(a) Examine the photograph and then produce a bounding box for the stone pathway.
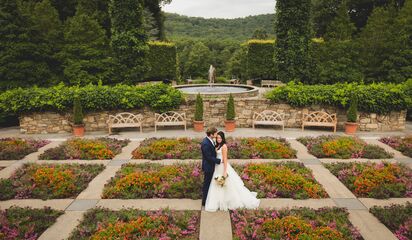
[0,133,411,240]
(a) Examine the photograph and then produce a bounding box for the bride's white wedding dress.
[205,147,260,212]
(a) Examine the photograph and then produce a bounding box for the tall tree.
[274,0,312,83]
[58,12,112,85]
[324,0,356,40]
[110,0,148,83]
[77,0,111,37]
[0,0,53,90]
[184,41,212,79]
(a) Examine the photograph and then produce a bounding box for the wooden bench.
[155,111,187,132]
[302,111,337,132]
[253,110,286,131]
[107,112,143,134]
[228,79,240,84]
[261,80,284,88]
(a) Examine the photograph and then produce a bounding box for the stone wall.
[19,99,407,134]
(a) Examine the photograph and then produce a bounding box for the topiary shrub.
[73,96,83,125]
[226,94,235,121]
[347,97,358,123]
[194,93,203,121]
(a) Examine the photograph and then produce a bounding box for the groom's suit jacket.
[201,137,221,173]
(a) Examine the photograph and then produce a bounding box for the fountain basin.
[175,84,259,99]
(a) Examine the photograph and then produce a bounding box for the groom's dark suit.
[201,137,221,206]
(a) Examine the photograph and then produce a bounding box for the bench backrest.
[155,111,186,123]
[303,111,337,123]
[108,112,143,124]
[253,110,285,122]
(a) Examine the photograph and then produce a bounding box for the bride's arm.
[222,145,228,177]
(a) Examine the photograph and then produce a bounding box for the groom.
[201,127,221,206]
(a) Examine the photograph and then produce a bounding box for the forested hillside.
[164,13,275,41]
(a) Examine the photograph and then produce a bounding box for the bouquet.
[214,174,228,187]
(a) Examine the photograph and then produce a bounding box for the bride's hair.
[216,131,226,150]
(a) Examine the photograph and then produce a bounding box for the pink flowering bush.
[325,162,412,198]
[298,135,393,159]
[370,202,412,240]
[102,163,203,199]
[380,136,412,157]
[0,206,63,240]
[69,208,200,240]
[230,207,363,240]
[0,138,50,160]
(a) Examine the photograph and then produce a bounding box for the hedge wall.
[145,41,177,81]
[266,81,411,114]
[246,39,276,79]
[0,83,183,114]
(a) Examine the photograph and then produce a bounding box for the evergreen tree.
[110,0,148,83]
[58,12,112,85]
[225,45,248,80]
[324,0,356,40]
[357,4,400,83]
[77,0,111,37]
[274,0,312,83]
[0,0,53,90]
[184,41,212,79]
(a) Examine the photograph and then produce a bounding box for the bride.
[205,131,260,212]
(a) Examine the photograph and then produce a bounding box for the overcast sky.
[162,0,276,19]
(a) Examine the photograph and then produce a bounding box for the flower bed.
[230,207,363,240]
[132,137,296,160]
[380,136,412,157]
[233,162,328,199]
[298,135,393,159]
[325,162,412,198]
[0,206,63,240]
[102,163,202,199]
[39,138,130,160]
[69,208,200,240]
[370,202,412,240]
[0,138,50,160]
[0,163,105,200]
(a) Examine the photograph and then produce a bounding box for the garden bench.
[302,111,337,132]
[155,111,187,132]
[253,110,285,131]
[261,80,284,88]
[107,112,143,134]
[186,78,194,84]
[229,78,240,84]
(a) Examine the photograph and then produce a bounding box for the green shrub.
[0,83,182,114]
[72,96,83,125]
[347,97,358,122]
[145,41,177,81]
[246,39,276,79]
[266,81,409,114]
[194,93,203,121]
[226,94,235,121]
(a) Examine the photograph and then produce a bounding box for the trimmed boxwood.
[0,83,183,114]
[145,41,177,81]
[266,81,409,114]
[246,39,276,79]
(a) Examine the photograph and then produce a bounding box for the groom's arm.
[201,142,221,165]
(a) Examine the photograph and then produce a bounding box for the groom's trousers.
[202,171,214,205]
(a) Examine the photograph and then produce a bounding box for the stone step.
[200,210,232,240]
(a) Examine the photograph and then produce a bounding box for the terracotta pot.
[193,121,204,132]
[345,122,358,134]
[73,124,85,137]
[224,120,236,132]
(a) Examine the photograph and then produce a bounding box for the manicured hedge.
[0,83,183,114]
[246,39,276,79]
[266,81,410,114]
[146,41,177,81]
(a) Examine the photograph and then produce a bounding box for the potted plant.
[345,97,358,134]
[225,94,236,132]
[193,93,204,132]
[72,96,85,137]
